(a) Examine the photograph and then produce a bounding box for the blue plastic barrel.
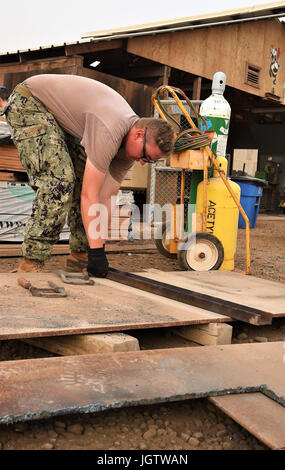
[230,177,266,229]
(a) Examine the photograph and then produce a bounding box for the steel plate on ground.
[209,393,285,450]
[0,273,231,340]
[0,342,284,425]
[139,269,285,317]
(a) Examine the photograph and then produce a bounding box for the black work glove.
[87,247,109,278]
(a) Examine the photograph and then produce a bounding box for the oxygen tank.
[199,72,231,158]
[196,157,241,271]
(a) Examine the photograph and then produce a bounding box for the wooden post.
[192,76,202,112]
[154,66,171,97]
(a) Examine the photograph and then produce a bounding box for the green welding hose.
[153,86,213,153]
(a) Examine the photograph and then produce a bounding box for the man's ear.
[134,128,145,140]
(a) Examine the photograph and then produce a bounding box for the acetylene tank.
[196,157,241,271]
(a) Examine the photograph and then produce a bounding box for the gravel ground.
[0,214,284,451]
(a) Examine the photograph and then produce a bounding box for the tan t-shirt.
[24,74,139,183]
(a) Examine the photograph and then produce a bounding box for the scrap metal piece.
[0,341,284,426]
[17,277,67,298]
[209,393,285,450]
[56,270,94,285]
[107,268,272,325]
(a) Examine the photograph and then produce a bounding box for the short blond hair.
[135,117,174,156]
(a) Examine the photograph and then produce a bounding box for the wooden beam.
[172,322,233,346]
[22,332,140,355]
[65,39,124,56]
[0,242,156,258]
[0,56,83,73]
[122,64,167,80]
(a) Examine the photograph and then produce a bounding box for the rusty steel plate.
[0,341,284,425]
[209,393,285,450]
[0,273,231,340]
[108,268,272,325]
[138,269,285,317]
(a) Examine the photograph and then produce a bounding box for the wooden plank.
[0,341,284,425]
[65,39,124,56]
[139,269,285,317]
[209,393,285,450]
[0,171,27,182]
[0,242,156,257]
[0,56,83,74]
[0,273,231,340]
[22,332,140,355]
[170,148,211,169]
[0,244,70,258]
[173,322,233,346]
[0,144,25,172]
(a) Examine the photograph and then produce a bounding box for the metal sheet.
[0,273,231,340]
[0,341,284,425]
[209,393,285,450]
[138,269,285,317]
[107,268,272,325]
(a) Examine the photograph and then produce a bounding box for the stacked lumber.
[0,144,25,172]
[0,144,132,240]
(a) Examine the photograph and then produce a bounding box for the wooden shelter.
[0,2,285,208]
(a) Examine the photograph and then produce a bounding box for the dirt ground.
[0,214,284,451]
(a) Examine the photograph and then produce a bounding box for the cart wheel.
[154,222,177,259]
[178,232,224,271]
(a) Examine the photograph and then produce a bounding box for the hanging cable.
[152,85,214,154]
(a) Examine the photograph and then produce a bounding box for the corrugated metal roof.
[0,38,92,57]
[83,1,285,38]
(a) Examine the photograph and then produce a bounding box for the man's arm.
[99,170,122,224]
[81,159,121,277]
[81,158,106,248]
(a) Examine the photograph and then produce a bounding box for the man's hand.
[87,247,109,278]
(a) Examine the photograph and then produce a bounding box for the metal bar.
[107,268,272,325]
[202,149,208,231]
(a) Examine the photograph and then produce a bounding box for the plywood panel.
[127,18,285,99]
[0,273,231,340]
[121,161,149,189]
[232,149,258,176]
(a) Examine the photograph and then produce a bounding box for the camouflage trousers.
[5,84,89,261]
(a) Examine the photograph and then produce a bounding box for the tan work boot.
[17,258,45,273]
[66,252,88,272]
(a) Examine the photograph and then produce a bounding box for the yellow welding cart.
[152,85,251,275]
